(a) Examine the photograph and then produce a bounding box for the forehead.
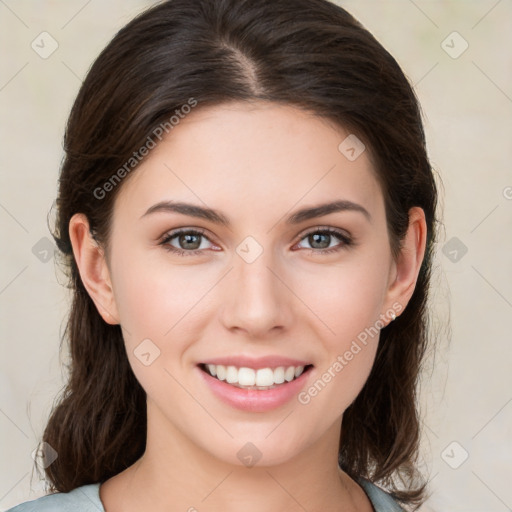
[113,101,384,225]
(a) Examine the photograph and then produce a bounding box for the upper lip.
[200,355,313,370]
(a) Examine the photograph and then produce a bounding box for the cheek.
[109,257,205,398]
[109,249,222,389]
[293,256,388,410]
[293,253,389,341]
[110,247,211,334]
[299,341,378,421]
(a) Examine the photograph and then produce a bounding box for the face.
[91,101,405,467]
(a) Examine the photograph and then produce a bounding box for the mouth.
[198,363,315,391]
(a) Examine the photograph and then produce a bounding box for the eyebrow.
[140,199,371,225]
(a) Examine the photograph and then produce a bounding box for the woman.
[8,0,438,510]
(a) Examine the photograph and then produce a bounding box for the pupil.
[181,234,199,249]
[311,233,329,249]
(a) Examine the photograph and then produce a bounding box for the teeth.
[216,365,226,381]
[239,367,256,386]
[203,364,307,387]
[255,368,274,386]
[273,366,285,384]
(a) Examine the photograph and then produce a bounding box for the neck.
[100,400,367,512]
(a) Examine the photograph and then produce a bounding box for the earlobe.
[68,213,120,325]
[384,207,427,319]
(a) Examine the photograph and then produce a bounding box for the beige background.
[1,1,511,511]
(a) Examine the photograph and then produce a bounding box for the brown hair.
[43,0,439,509]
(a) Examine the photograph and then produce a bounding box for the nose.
[220,246,294,338]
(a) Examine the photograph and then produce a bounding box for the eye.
[160,228,217,256]
[159,226,353,257]
[294,227,353,255]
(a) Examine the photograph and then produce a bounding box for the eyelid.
[160,225,351,244]
[160,224,354,257]
[294,224,352,242]
[160,226,211,241]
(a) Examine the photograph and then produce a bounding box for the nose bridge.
[222,235,292,334]
[235,237,282,304]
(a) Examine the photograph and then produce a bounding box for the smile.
[199,363,313,389]
[197,363,315,412]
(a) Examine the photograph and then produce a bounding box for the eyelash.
[159,227,353,257]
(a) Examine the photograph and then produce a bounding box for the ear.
[383,207,427,320]
[68,213,120,325]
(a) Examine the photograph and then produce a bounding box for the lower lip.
[197,365,314,412]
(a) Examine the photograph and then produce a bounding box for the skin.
[69,100,426,512]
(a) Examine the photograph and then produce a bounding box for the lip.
[196,364,314,412]
[200,355,312,370]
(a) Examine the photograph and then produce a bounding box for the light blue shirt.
[6,477,405,511]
